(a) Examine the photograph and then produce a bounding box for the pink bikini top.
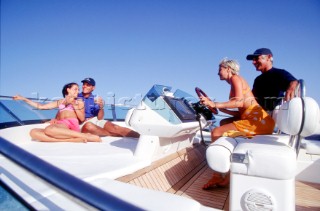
[58,103,74,112]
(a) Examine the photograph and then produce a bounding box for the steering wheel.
[195,87,218,114]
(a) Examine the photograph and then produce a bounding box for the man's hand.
[285,80,299,101]
[95,97,104,109]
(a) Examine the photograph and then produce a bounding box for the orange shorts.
[233,105,275,136]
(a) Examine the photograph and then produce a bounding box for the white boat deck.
[0,123,150,180]
[0,123,218,210]
[1,123,320,210]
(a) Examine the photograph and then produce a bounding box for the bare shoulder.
[230,75,242,85]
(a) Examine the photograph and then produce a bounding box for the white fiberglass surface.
[0,124,148,180]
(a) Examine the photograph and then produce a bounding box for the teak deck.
[117,144,320,210]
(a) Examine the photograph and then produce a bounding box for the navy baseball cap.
[81,77,96,86]
[246,48,273,60]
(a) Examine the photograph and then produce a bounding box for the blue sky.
[1,0,320,106]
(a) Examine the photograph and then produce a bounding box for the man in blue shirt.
[246,48,298,112]
[78,78,140,138]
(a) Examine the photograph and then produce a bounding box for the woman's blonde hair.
[219,58,240,75]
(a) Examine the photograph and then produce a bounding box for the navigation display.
[163,96,197,122]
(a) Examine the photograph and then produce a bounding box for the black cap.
[246,48,273,60]
[81,77,96,86]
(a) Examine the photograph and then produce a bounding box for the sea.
[0,182,29,211]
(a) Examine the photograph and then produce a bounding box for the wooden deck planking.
[117,144,228,210]
[117,144,320,211]
[296,181,320,211]
[179,167,229,209]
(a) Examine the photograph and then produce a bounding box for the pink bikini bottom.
[56,118,80,132]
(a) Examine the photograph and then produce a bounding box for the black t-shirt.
[252,67,296,111]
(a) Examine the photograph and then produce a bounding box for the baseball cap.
[81,77,96,86]
[246,48,273,60]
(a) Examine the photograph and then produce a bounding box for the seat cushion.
[206,137,238,173]
[231,136,296,180]
[277,97,319,137]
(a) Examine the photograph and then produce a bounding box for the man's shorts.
[80,117,108,129]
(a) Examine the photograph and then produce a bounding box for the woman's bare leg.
[43,124,102,142]
[30,128,86,142]
[202,124,237,190]
[219,116,239,126]
[211,123,238,142]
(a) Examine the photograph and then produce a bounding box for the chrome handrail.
[0,137,143,211]
[295,79,306,98]
[294,79,306,155]
[288,79,306,156]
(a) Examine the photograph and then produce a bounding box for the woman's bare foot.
[72,137,87,143]
[202,173,224,190]
[217,172,230,187]
[85,133,102,142]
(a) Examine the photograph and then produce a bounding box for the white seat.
[229,97,319,211]
[206,137,238,173]
[301,101,320,155]
[276,97,319,137]
[206,97,319,175]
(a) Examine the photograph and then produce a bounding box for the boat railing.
[0,136,143,210]
[288,79,306,156]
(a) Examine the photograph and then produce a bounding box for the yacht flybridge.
[0,83,319,210]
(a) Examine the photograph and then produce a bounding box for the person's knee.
[103,121,118,131]
[211,127,223,137]
[44,125,56,136]
[82,122,97,133]
[30,128,39,139]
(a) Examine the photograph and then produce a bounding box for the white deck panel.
[0,124,150,179]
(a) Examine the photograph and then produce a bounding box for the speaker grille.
[243,190,274,211]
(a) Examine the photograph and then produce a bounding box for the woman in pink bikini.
[13,82,101,143]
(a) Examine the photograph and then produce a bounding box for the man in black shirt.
[246,48,298,112]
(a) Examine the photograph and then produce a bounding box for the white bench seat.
[205,97,319,210]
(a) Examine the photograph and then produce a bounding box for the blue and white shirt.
[77,93,100,118]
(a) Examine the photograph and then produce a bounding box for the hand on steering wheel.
[195,87,218,114]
